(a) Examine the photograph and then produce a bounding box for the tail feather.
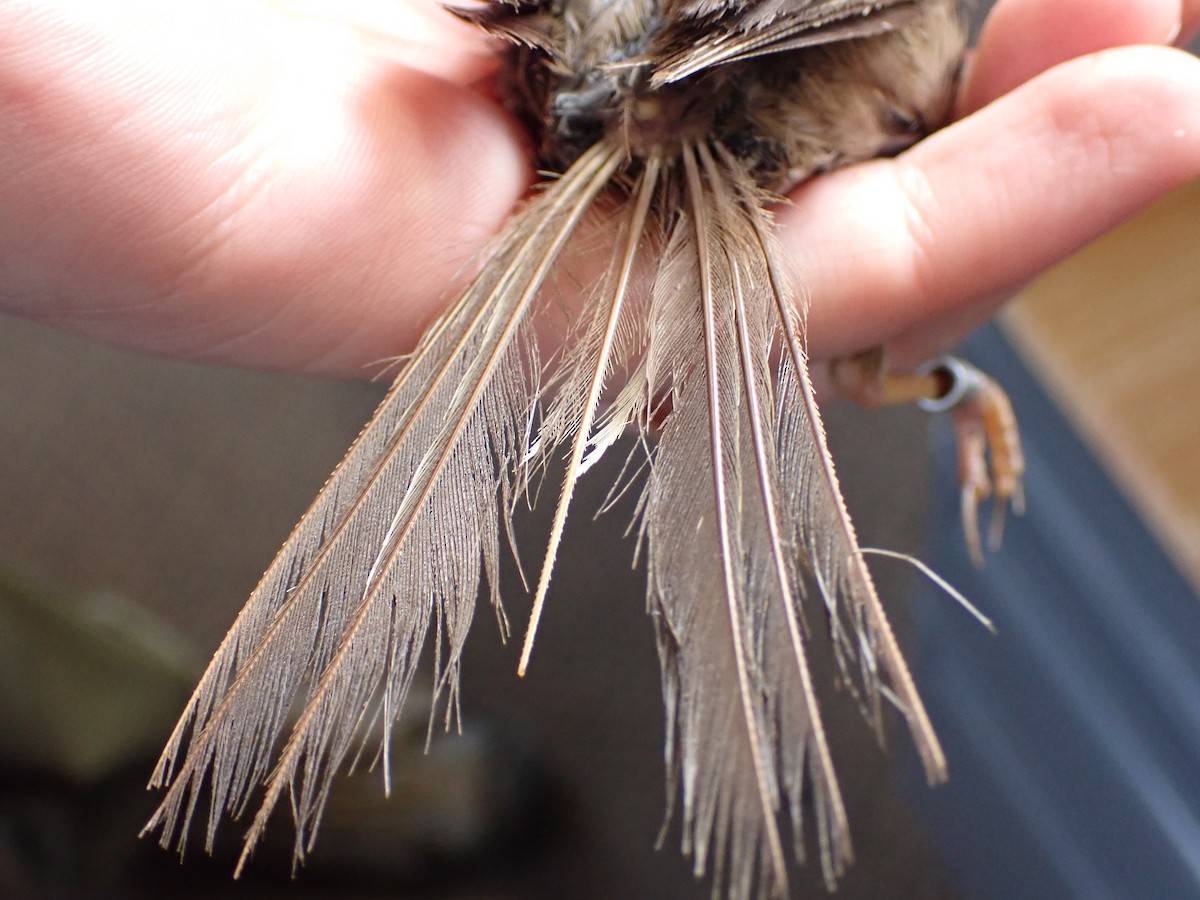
[145,134,943,899]
[519,155,663,674]
[143,142,624,867]
[745,187,947,785]
[639,143,941,896]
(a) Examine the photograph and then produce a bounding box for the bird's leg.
[829,348,1026,565]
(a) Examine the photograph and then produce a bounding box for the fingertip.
[1033,46,1200,192]
[243,62,533,376]
[962,0,1188,114]
[317,66,532,369]
[919,44,1200,312]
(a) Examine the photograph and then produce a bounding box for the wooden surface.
[1005,178,1200,590]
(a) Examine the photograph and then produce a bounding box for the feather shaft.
[231,142,623,872]
[743,193,947,783]
[728,250,851,874]
[519,153,663,675]
[685,142,789,892]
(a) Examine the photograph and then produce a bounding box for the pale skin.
[2,0,1200,378]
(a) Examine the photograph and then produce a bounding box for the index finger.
[779,46,1200,367]
[962,0,1196,114]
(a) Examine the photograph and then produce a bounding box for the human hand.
[788,0,1200,368]
[0,0,525,374]
[2,0,1199,378]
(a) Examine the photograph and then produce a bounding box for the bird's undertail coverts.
[145,1,964,897]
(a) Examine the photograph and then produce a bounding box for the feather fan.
[146,1,970,896]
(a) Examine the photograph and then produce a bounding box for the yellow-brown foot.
[830,350,1026,564]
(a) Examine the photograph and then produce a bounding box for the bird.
[143,1,1022,896]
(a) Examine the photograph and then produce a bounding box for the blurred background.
[1,3,1199,899]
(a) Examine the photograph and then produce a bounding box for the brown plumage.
[145,2,968,896]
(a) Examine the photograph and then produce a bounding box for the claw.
[919,357,1025,565]
[829,350,1025,565]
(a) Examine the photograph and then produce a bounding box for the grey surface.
[912,326,1200,900]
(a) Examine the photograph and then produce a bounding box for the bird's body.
[485,0,962,186]
[146,3,975,897]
